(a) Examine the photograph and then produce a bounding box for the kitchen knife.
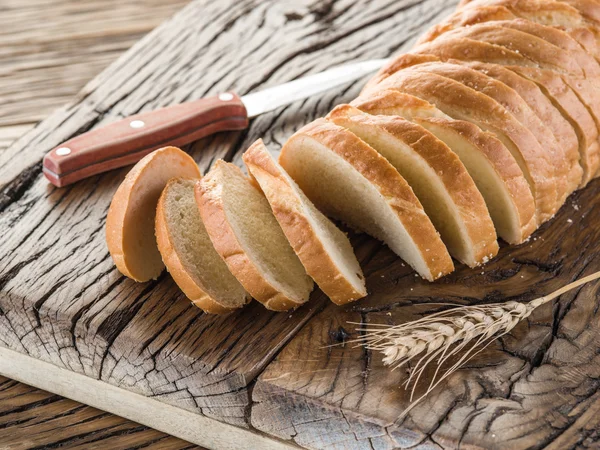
[43,58,389,187]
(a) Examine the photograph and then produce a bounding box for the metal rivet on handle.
[219,93,234,101]
[130,120,145,129]
[56,147,71,156]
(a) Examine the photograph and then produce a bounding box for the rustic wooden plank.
[0,0,462,443]
[0,346,292,449]
[0,375,198,449]
[252,183,600,449]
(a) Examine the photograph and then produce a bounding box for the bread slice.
[196,160,313,311]
[412,36,600,183]
[243,140,367,305]
[328,105,499,266]
[155,178,250,314]
[279,118,454,281]
[406,61,574,201]
[374,68,558,222]
[106,146,201,282]
[351,90,537,244]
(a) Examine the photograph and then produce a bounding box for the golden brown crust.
[105,146,200,282]
[328,105,499,265]
[406,61,572,202]
[410,36,600,184]
[243,140,366,305]
[155,179,240,314]
[452,60,583,190]
[373,68,558,221]
[349,88,537,243]
[424,0,600,59]
[280,119,454,280]
[196,161,307,312]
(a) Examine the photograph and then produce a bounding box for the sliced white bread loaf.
[196,160,313,311]
[243,140,366,305]
[279,118,454,281]
[328,105,499,267]
[373,68,558,222]
[411,36,600,181]
[351,91,537,244]
[155,178,250,314]
[106,146,201,282]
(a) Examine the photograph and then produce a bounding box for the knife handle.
[43,92,248,187]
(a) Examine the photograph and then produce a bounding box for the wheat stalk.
[352,270,600,420]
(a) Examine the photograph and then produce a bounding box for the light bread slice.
[374,68,558,222]
[243,140,366,305]
[328,105,499,266]
[155,178,250,314]
[351,90,537,244]
[411,36,600,183]
[106,146,201,282]
[196,160,313,311]
[279,118,454,281]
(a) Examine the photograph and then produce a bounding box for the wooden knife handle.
[43,92,248,187]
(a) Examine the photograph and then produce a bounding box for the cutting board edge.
[0,345,297,450]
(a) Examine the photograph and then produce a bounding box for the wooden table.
[0,1,194,447]
[2,0,600,449]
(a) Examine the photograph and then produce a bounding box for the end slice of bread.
[279,118,454,281]
[328,105,499,267]
[106,146,201,282]
[243,139,367,305]
[196,160,314,311]
[155,178,250,314]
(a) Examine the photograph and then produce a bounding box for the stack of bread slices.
[106,0,600,313]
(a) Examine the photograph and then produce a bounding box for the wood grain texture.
[0,0,189,153]
[0,0,459,442]
[0,375,197,449]
[253,189,600,449]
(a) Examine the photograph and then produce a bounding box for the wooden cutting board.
[1,0,600,448]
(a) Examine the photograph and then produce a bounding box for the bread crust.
[280,119,455,280]
[351,89,537,243]
[410,36,600,183]
[243,140,367,305]
[328,105,499,265]
[155,179,244,314]
[105,146,200,282]
[373,68,558,221]
[416,116,538,243]
[196,161,309,311]
[405,61,572,202]
[423,0,600,59]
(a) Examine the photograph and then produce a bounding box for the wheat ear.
[353,270,600,420]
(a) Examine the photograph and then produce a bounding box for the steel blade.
[241,59,389,118]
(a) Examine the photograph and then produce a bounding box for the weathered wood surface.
[4,0,600,448]
[0,375,197,449]
[0,0,188,154]
[253,190,600,449]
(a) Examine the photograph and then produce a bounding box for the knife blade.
[43,58,389,187]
